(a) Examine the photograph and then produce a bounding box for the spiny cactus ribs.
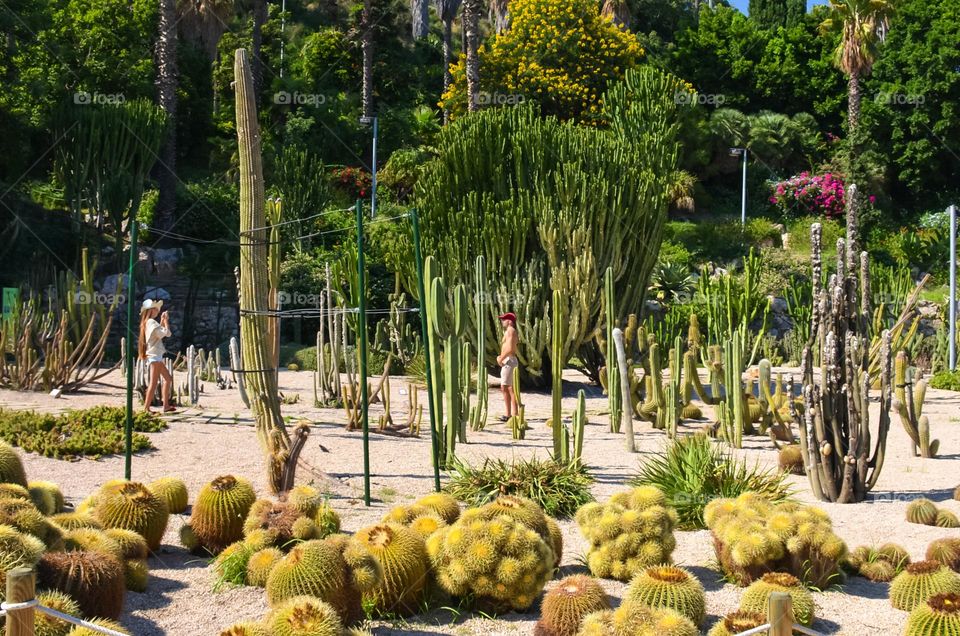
[188,475,256,554]
[351,523,428,616]
[739,572,815,626]
[535,575,610,636]
[905,593,960,636]
[94,481,169,551]
[625,565,706,626]
[706,610,766,636]
[890,560,960,612]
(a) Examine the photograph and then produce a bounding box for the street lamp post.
[730,147,747,226]
[360,116,378,219]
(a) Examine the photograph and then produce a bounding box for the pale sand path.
[2,367,958,635]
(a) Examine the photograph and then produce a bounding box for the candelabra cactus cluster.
[575,486,678,581]
[704,492,847,588]
[791,190,899,503]
[894,351,939,458]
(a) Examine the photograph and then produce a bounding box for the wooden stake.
[6,566,36,636]
[768,591,793,636]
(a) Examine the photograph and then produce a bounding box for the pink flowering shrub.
[769,172,875,219]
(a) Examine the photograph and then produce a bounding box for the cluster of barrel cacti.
[889,560,960,612]
[906,498,960,528]
[846,543,911,582]
[704,492,847,588]
[575,486,678,581]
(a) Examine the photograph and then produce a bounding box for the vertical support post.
[741,148,748,227]
[370,117,379,219]
[6,566,36,636]
[950,203,957,371]
[124,218,138,481]
[355,200,371,506]
[411,208,441,492]
[768,591,793,636]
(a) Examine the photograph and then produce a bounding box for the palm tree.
[177,0,235,61]
[361,0,374,118]
[601,0,631,28]
[488,0,509,32]
[156,0,179,232]
[435,0,464,120]
[412,0,430,37]
[250,0,268,96]
[820,0,896,131]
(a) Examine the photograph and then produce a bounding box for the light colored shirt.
[145,319,170,358]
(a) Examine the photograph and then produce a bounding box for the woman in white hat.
[138,298,175,413]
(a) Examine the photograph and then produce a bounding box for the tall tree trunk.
[442,17,453,122]
[155,0,178,232]
[463,0,480,112]
[362,0,374,118]
[412,0,429,38]
[251,0,268,97]
[847,70,861,131]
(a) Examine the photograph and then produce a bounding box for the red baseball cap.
[498,312,517,322]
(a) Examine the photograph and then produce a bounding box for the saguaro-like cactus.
[469,255,489,431]
[551,289,565,456]
[795,206,894,504]
[235,49,308,494]
[613,327,635,452]
[604,268,622,433]
[894,351,938,457]
[718,329,748,448]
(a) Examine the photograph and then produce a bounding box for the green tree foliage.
[862,0,960,209]
[414,96,680,384]
[750,0,806,30]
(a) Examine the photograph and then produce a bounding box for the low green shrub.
[0,406,165,460]
[631,434,792,530]
[930,370,960,392]
[444,457,594,518]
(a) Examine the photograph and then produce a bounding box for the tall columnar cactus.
[717,329,748,448]
[894,351,938,458]
[604,268,622,433]
[551,289,566,456]
[509,369,527,440]
[795,204,894,503]
[469,255,489,431]
[559,389,587,466]
[425,260,469,467]
[234,48,307,493]
[756,359,793,443]
[612,328,635,452]
[423,256,445,439]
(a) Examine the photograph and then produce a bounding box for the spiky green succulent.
[625,565,706,625]
[216,623,271,636]
[246,547,283,587]
[36,589,81,636]
[927,538,960,572]
[546,515,564,565]
[103,528,149,560]
[905,592,960,636]
[847,544,909,582]
[285,485,324,517]
[0,499,63,548]
[93,482,169,551]
[190,475,257,554]
[878,543,912,570]
[739,573,814,626]
[313,501,340,537]
[0,441,27,486]
[936,510,960,529]
[535,575,610,636]
[351,523,427,616]
[906,499,939,526]
[0,523,46,580]
[0,483,30,501]
[125,558,149,592]
[66,619,130,636]
[428,512,555,612]
[29,481,66,515]
[777,445,804,475]
[148,477,189,514]
[575,603,697,636]
[37,550,126,619]
[266,538,376,625]
[415,493,461,524]
[244,499,307,547]
[64,528,125,561]
[267,595,343,636]
[706,611,767,636]
[51,512,103,531]
[890,561,960,611]
[407,512,446,538]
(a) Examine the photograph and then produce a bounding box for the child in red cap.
[496,312,519,421]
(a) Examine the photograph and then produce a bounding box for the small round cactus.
[777,445,804,475]
[351,523,428,616]
[847,544,909,582]
[414,492,461,523]
[217,623,271,636]
[878,543,912,570]
[0,523,47,572]
[66,619,130,636]
[148,477,189,514]
[739,573,814,626]
[104,528,150,561]
[0,441,27,486]
[36,589,80,636]
[407,512,446,538]
[890,560,960,611]
[29,481,66,515]
[625,565,706,625]
[94,482,169,551]
[546,515,564,565]
[0,483,30,500]
[51,512,103,531]
[37,550,126,619]
[706,611,766,636]
[286,484,324,517]
[64,528,125,561]
[246,547,284,587]
[125,559,149,592]
[267,595,342,636]
[905,592,960,636]
[936,510,960,529]
[189,475,257,554]
[926,538,960,573]
[534,575,610,636]
[906,499,939,526]
[244,499,306,547]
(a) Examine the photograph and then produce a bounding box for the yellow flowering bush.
[440,0,644,122]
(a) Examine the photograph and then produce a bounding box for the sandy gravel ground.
[2,367,959,635]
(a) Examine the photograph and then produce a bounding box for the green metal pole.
[355,200,371,506]
[124,219,138,481]
[411,208,441,492]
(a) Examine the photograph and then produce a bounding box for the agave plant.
[649,262,695,304]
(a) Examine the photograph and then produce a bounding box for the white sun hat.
[141,298,164,312]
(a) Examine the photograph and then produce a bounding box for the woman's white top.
[145,319,170,358]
